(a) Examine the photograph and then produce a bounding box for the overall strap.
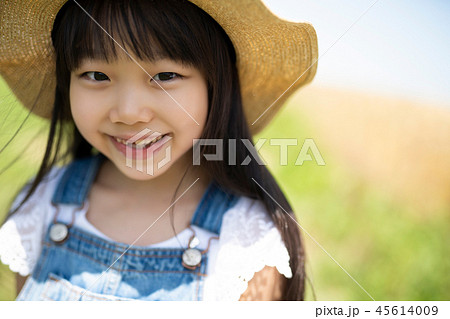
[51,153,105,206]
[51,153,239,234]
[190,182,239,235]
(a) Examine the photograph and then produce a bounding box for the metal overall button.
[181,227,219,270]
[49,223,70,244]
[182,232,201,270]
[50,202,84,244]
[182,248,202,269]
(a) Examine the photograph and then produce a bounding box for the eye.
[152,72,181,82]
[82,71,110,82]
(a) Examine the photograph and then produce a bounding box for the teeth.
[115,137,127,144]
[114,135,165,148]
[134,139,148,146]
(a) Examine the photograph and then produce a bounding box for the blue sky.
[262,0,450,106]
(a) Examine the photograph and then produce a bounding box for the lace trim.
[0,168,62,276]
[203,198,292,300]
[0,221,31,276]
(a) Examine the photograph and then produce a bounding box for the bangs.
[52,0,215,72]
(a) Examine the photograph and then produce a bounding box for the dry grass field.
[289,85,450,215]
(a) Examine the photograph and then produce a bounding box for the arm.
[239,266,287,301]
[16,274,29,297]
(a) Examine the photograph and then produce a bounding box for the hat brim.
[0,0,318,134]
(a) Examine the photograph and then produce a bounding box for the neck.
[95,152,211,206]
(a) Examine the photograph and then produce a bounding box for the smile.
[109,133,172,159]
[114,134,165,149]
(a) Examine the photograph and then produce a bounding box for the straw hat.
[0,0,318,134]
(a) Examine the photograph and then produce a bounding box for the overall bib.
[17,154,238,301]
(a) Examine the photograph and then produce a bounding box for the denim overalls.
[17,154,238,301]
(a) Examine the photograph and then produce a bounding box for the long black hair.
[5,0,307,300]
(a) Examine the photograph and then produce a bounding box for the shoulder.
[6,165,66,220]
[221,196,290,260]
[8,165,67,214]
[203,196,292,300]
[0,165,66,276]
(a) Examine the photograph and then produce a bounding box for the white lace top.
[0,166,292,300]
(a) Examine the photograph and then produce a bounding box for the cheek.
[197,85,209,127]
[69,84,99,138]
[184,80,209,130]
[166,81,208,132]
[70,87,87,130]
[169,84,208,154]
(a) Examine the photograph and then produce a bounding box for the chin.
[116,160,174,181]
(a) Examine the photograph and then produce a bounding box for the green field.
[256,103,449,300]
[0,78,449,300]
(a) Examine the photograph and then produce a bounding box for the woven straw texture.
[0,0,318,134]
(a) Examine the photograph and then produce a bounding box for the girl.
[0,0,318,300]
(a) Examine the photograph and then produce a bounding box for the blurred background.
[1,0,449,300]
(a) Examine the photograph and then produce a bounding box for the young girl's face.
[69,54,208,180]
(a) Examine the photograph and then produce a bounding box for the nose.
[109,87,154,125]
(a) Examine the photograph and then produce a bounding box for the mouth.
[111,133,172,150]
